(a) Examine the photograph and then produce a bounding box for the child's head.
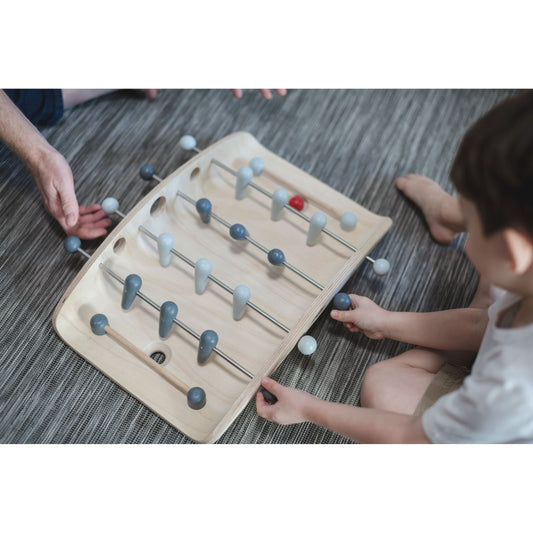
[450,90,533,239]
[451,91,533,288]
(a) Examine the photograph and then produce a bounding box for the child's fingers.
[261,376,282,395]
[330,309,354,322]
[256,388,276,419]
[256,390,268,411]
[344,322,360,330]
[349,294,360,307]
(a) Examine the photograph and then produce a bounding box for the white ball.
[179,135,197,151]
[101,197,119,214]
[249,157,265,176]
[373,258,390,276]
[340,212,357,231]
[298,335,317,356]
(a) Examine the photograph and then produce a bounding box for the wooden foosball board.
[53,131,392,443]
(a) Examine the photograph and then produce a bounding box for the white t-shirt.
[422,289,533,443]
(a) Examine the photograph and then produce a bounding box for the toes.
[396,176,408,190]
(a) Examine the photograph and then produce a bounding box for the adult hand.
[232,89,287,99]
[28,148,112,239]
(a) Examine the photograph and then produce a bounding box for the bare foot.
[396,174,466,243]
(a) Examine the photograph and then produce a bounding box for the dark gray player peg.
[197,330,219,364]
[122,274,142,310]
[159,301,178,339]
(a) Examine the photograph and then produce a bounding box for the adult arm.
[0,90,110,238]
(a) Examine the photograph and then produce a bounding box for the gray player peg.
[306,212,327,246]
[122,274,142,310]
[271,188,289,221]
[195,258,212,294]
[197,330,219,364]
[233,284,251,320]
[157,233,174,267]
[235,166,253,199]
[159,301,178,339]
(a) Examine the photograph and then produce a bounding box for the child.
[256,90,533,443]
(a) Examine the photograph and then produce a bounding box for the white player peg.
[195,258,212,294]
[271,188,289,221]
[157,233,174,267]
[235,166,253,199]
[233,285,251,320]
[306,213,327,246]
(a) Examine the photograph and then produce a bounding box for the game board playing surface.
[53,131,392,442]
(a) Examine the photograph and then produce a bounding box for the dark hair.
[450,90,533,237]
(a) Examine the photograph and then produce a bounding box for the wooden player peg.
[271,188,289,221]
[90,314,206,410]
[235,166,253,199]
[195,258,212,294]
[198,330,219,364]
[158,233,174,267]
[233,285,251,320]
[122,274,142,310]
[307,213,328,246]
[159,301,178,338]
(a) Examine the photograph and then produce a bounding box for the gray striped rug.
[0,89,518,443]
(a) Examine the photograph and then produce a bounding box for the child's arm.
[331,295,488,353]
[257,377,430,443]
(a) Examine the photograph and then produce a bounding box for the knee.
[360,360,390,409]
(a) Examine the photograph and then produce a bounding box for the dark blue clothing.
[4,89,64,126]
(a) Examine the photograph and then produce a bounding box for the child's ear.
[502,228,533,275]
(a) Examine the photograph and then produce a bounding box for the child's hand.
[330,294,389,339]
[256,377,316,425]
[232,89,287,100]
